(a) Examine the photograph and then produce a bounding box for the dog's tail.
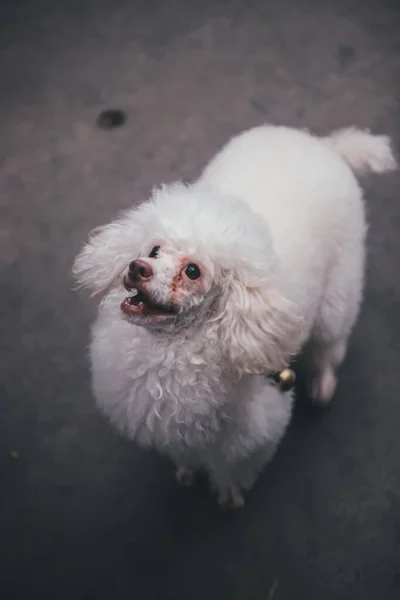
[324,127,397,175]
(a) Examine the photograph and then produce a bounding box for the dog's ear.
[217,275,303,378]
[72,207,148,296]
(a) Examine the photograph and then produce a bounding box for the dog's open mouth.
[121,290,177,318]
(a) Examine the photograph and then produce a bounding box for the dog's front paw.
[217,484,245,510]
[176,466,195,487]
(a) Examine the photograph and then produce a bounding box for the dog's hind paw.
[310,367,337,406]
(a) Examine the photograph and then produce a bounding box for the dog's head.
[119,244,214,326]
[73,183,302,376]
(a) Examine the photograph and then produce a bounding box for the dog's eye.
[149,246,161,258]
[184,264,201,280]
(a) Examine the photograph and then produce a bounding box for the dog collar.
[268,368,296,392]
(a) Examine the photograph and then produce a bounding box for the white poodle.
[73,125,396,508]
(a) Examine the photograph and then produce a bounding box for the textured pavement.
[1,1,400,598]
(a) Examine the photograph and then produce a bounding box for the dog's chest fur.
[91,310,231,452]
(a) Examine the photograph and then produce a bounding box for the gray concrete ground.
[1,1,400,598]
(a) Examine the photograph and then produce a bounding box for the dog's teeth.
[138,302,144,308]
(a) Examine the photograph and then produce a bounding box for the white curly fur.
[73,124,396,508]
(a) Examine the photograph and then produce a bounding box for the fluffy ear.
[217,276,303,377]
[72,207,149,296]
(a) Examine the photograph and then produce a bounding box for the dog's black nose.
[128,260,153,281]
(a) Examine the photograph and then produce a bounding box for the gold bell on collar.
[270,368,296,392]
[278,368,296,392]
